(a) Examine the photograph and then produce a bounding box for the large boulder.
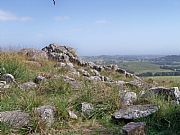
[42,44,79,63]
[0,110,30,128]
[113,104,159,120]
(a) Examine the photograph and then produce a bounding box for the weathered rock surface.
[150,87,180,103]
[113,104,159,120]
[19,48,48,61]
[35,75,46,84]
[122,122,146,135]
[34,105,56,127]
[121,92,137,106]
[1,74,15,83]
[42,44,79,63]
[0,110,30,128]
[0,81,10,89]
[20,81,37,90]
[68,111,78,119]
[81,102,94,116]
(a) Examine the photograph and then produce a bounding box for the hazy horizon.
[1,0,180,56]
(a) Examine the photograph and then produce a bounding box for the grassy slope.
[0,52,180,135]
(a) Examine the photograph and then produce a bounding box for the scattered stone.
[122,122,146,135]
[35,76,46,84]
[113,104,159,120]
[20,81,37,90]
[121,92,137,106]
[100,76,111,82]
[81,102,94,116]
[78,69,90,77]
[150,87,180,103]
[0,81,10,89]
[89,76,101,81]
[34,105,56,127]
[63,76,81,89]
[68,111,78,119]
[54,62,66,68]
[90,69,100,76]
[0,110,30,128]
[1,73,15,83]
[116,68,126,74]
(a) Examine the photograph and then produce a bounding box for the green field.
[119,61,172,74]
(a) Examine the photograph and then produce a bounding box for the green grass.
[119,61,171,74]
[1,52,180,135]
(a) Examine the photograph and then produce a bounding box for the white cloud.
[0,9,32,21]
[95,20,109,24]
[54,16,71,21]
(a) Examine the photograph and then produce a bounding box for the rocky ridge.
[1,43,180,134]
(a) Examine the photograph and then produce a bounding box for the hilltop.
[0,44,180,135]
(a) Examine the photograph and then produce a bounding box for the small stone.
[1,74,15,83]
[20,81,37,90]
[0,110,30,128]
[121,92,137,106]
[34,105,56,127]
[89,76,101,81]
[35,75,46,84]
[81,102,94,116]
[68,111,78,119]
[122,122,146,135]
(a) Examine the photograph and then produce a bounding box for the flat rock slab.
[122,122,146,135]
[0,110,30,128]
[113,104,159,120]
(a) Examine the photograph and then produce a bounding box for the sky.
[0,0,180,56]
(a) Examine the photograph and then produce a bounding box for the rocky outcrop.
[42,44,79,63]
[113,104,159,120]
[0,110,30,128]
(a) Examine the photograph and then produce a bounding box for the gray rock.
[121,92,137,106]
[0,81,10,89]
[81,102,94,116]
[54,62,66,68]
[0,110,30,128]
[90,69,100,76]
[34,105,56,127]
[68,111,78,119]
[1,74,15,83]
[63,76,80,89]
[35,76,46,84]
[78,69,90,77]
[20,81,37,90]
[150,87,180,103]
[19,48,48,61]
[89,76,101,81]
[66,62,75,71]
[122,122,146,135]
[113,104,159,120]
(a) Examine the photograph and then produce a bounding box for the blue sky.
[0,0,180,55]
